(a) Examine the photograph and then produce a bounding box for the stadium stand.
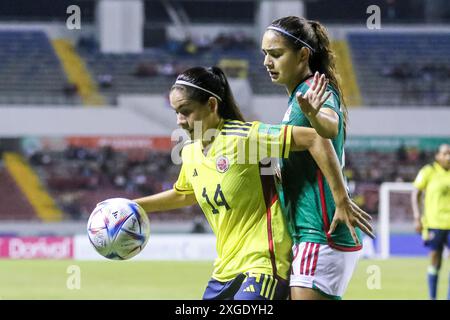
[27,145,202,222]
[0,0,448,226]
[0,30,82,105]
[3,29,449,105]
[0,166,37,220]
[346,147,434,216]
[0,138,432,223]
[78,46,286,101]
[348,32,450,106]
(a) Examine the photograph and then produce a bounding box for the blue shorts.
[424,229,450,251]
[202,272,289,300]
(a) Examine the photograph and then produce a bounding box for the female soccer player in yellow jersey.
[261,16,372,300]
[134,66,373,300]
[412,143,450,300]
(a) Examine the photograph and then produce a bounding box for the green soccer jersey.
[279,78,362,250]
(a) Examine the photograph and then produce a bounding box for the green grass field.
[0,258,448,299]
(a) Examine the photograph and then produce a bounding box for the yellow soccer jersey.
[174,119,293,282]
[413,162,450,230]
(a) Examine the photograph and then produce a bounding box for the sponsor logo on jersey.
[216,156,230,173]
[243,284,256,293]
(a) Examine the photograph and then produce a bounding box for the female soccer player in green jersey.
[261,16,371,300]
[134,66,372,300]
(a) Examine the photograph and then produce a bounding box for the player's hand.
[296,72,332,118]
[414,218,422,234]
[328,198,375,245]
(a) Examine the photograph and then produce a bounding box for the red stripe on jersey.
[282,125,288,157]
[310,243,320,276]
[317,170,363,252]
[266,194,278,278]
[258,164,284,280]
[304,242,315,276]
[329,242,362,252]
[299,242,310,275]
[317,170,332,241]
[304,75,315,88]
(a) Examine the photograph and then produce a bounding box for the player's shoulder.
[182,139,196,149]
[221,119,254,139]
[179,139,198,158]
[419,163,435,174]
[414,163,435,185]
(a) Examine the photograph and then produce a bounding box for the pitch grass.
[0,258,448,300]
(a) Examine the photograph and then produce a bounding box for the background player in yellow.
[412,143,450,300]
[135,66,372,300]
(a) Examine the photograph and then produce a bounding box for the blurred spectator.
[63,82,78,97]
[97,74,113,88]
[30,143,439,224]
[77,35,98,52]
[134,62,158,77]
[191,216,207,233]
[396,144,407,162]
[60,192,83,220]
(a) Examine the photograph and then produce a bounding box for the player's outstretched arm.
[288,128,374,242]
[134,189,197,213]
[296,72,339,139]
[290,126,318,151]
[309,137,375,243]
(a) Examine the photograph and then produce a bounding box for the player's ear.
[297,47,310,64]
[208,97,219,114]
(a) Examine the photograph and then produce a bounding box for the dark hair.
[270,16,348,138]
[171,66,245,121]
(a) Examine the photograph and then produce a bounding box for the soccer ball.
[87,198,150,260]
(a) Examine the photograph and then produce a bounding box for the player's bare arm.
[290,127,374,241]
[134,189,197,213]
[411,188,424,233]
[296,72,339,139]
[309,137,375,243]
[290,126,319,151]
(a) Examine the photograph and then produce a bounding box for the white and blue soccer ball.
[87,198,150,260]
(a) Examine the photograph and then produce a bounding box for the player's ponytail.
[269,16,348,139]
[308,20,348,139]
[171,66,245,122]
[208,66,245,121]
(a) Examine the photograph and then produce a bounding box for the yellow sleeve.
[248,122,292,161]
[173,162,194,194]
[173,145,195,194]
[413,165,432,190]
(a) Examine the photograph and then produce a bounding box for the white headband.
[267,26,315,53]
[174,80,223,102]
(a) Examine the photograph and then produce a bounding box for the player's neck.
[201,118,223,154]
[287,70,314,96]
[436,161,449,171]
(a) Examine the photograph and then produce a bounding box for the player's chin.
[269,76,280,83]
[271,77,285,86]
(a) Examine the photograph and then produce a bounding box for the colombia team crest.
[216,156,230,173]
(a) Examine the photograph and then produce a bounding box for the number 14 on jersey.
[201,184,231,214]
